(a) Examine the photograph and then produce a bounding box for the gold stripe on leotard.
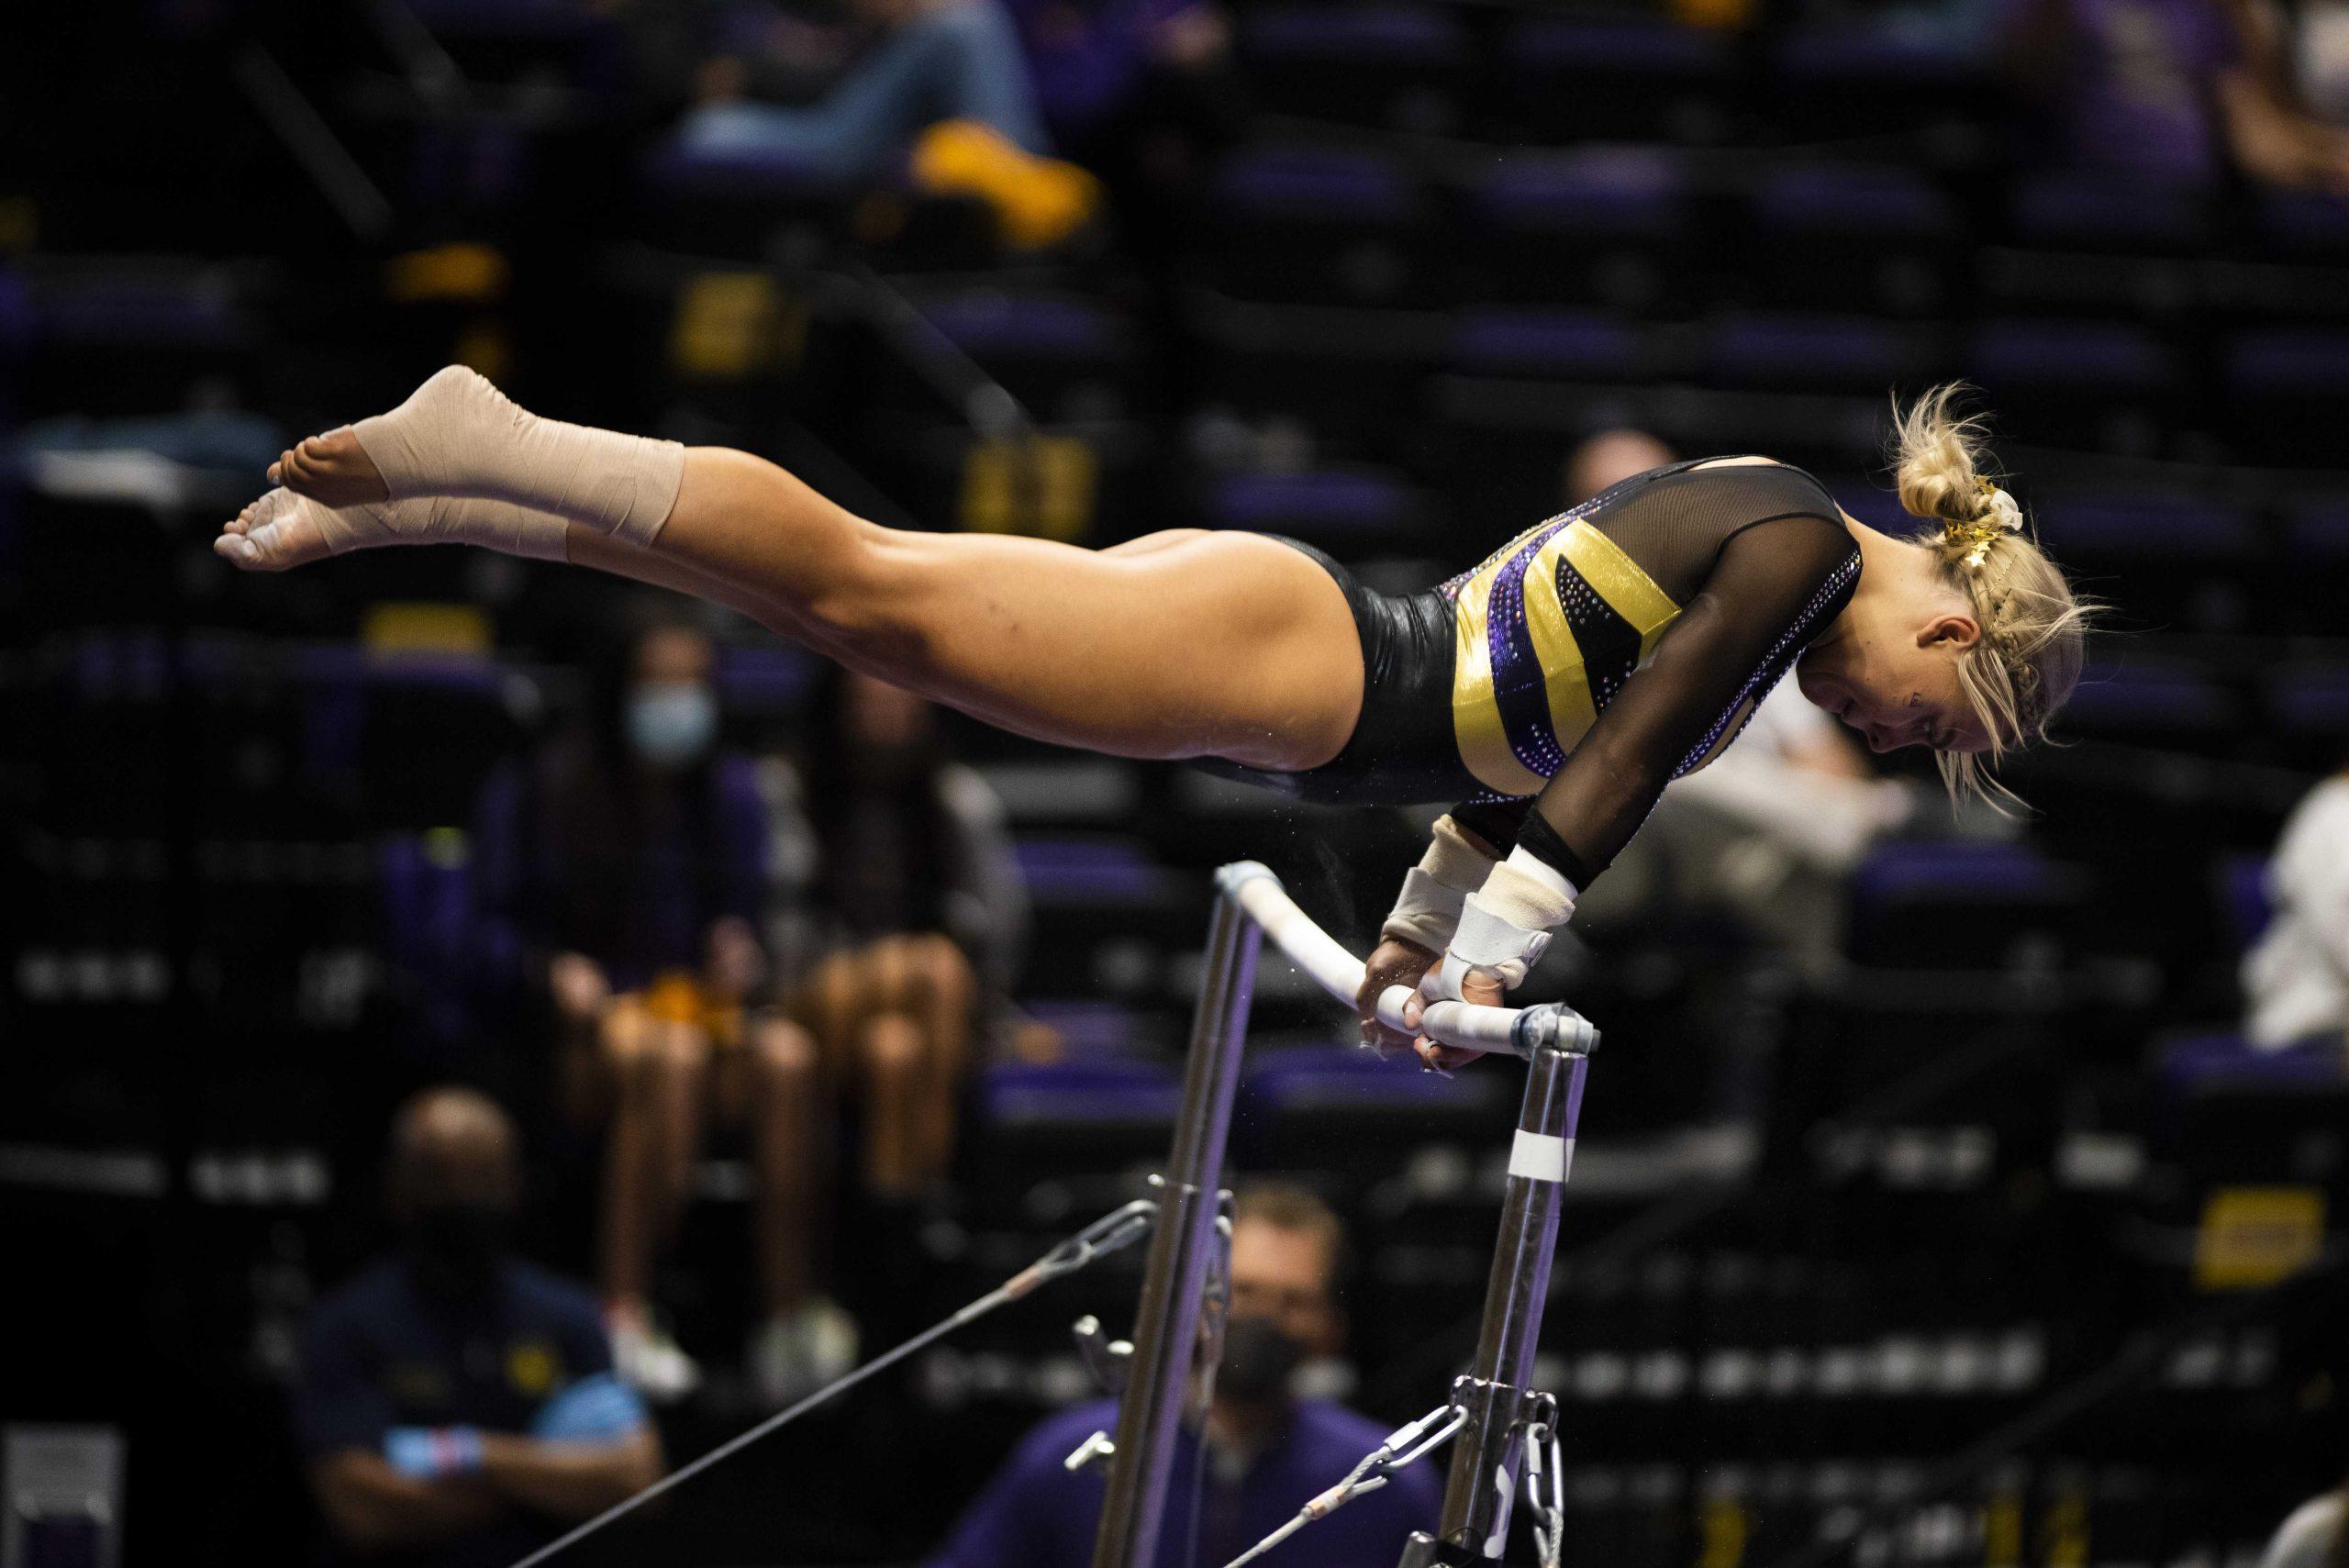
[1450,561,1547,797]
[1556,520,1682,658]
[1520,528,1599,753]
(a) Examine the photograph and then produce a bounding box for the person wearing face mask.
[289,1088,662,1568]
[928,1183,1440,1568]
[471,603,838,1406]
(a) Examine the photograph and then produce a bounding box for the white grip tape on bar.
[1508,1129,1573,1184]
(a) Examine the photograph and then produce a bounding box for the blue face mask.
[626,684,717,769]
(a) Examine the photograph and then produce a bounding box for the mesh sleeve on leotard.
[1520,511,1860,891]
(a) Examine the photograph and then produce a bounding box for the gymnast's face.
[1796,593,1991,757]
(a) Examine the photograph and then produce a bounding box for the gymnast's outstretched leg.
[218,368,1362,773]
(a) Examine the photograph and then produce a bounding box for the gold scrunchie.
[1945,478,2023,570]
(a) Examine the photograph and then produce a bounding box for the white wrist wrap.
[1379,816,1498,952]
[1431,852,1579,997]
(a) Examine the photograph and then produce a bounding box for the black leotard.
[1197,460,1859,887]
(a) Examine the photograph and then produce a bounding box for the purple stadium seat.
[1471,149,1687,239]
[2224,329,2349,397]
[2009,172,2204,251]
[1850,841,2072,910]
[918,293,1124,360]
[715,645,819,717]
[1012,837,1168,905]
[35,276,250,350]
[1970,319,2172,390]
[2030,495,2256,560]
[1505,15,1727,76]
[1753,164,1957,239]
[975,1059,1181,1126]
[1212,145,1419,224]
[1242,3,1464,64]
[1772,28,1980,88]
[406,0,601,38]
[1208,469,1416,538]
[1708,313,1912,391]
[1241,1044,1475,1111]
[2059,657,2240,735]
[376,833,476,979]
[640,137,839,200]
[2255,189,2349,261]
[2216,854,2274,952]
[1021,1000,1148,1057]
[2155,1028,2343,1091]
[2283,499,2349,562]
[2263,662,2349,735]
[1448,308,1647,379]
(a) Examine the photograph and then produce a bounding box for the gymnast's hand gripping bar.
[1216,862,1596,1062]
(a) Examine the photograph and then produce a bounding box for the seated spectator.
[473,605,836,1404]
[2243,762,2349,1051]
[927,1183,1441,1568]
[1561,428,1674,510]
[292,1088,662,1568]
[2260,1481,2345,1568]
[776,666,1026,1199]
[2004,0,2349,191]
[674,0,1100,248]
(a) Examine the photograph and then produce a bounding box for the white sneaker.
[611,1315,703,1404]
[750,1297,862,1407]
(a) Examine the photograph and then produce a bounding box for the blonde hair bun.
[1887,384,2099,812]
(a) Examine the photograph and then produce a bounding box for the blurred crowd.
[8,0,2349,1563]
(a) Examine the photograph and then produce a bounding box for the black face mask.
[404,1202,511,1299]
[1218,1316,1307,1407]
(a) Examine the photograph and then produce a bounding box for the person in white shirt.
[2243,769,2349,1051]
[2259,1488,2344,1568]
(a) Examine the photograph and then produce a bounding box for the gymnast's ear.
[1919,612,1981,651]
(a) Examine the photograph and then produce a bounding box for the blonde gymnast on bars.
[218,371,2092,1070]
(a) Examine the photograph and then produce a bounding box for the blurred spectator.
[1562,428,1674,511]
[1558,432,1911,979]
[775,666,1027,1198]
[473,606,832,1404]
[2243,762,2349,1051]
[2004,0,2349,190]
[2290,0,2349,119]
[292,1088,662,1568]
[927,1183,1441,1568]
[674,0,1100,247]
[2258,1482,2343,1568]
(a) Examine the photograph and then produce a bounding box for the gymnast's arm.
[1358,797,1528,1052]
[1516,514,1856,893]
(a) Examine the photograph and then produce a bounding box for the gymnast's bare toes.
[272,426,389,508]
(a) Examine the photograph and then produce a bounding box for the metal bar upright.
[1089,874,1263,1568]
[1403,1034,1594,1564]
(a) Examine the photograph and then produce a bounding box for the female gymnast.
[217,370,2092,1069]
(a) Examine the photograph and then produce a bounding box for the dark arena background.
[6,2,2349,1566]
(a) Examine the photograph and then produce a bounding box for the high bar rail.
[1221,861,1594,1061]
[1093,862,1600,1568]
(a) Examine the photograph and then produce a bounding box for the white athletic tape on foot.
[351,366,684,545]
[1508,1129,1572,1184]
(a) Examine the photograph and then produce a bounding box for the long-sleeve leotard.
[1209,459,1860,889]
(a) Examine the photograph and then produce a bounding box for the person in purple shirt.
[929,1184,1442,1568]
[472,603,836,1406]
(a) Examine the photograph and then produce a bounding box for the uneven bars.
[1218,862,1592,1061]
